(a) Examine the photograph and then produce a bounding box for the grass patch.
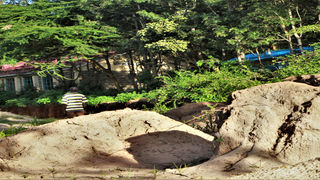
[0,119,27,125]
[27,117,57,126]
[0,126,27,138]
[0,114,58,138]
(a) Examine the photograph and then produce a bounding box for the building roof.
[229,47,314,61]
[0,59,90,77]
[0,62,35,77]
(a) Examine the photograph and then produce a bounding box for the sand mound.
[0,109,214,175]
[177,82,320,178]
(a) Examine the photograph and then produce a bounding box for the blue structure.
[229,47,314,61]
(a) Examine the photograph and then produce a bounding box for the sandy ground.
[1,159,319,179]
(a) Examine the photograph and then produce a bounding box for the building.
[0,56,135,93]
[0,62,59,93]
[0,51,183,93]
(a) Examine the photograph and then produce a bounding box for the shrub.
[137,71,163,90]
[5,97,34,107]
[115,91,146,103]
[0,126,26,137]
[87,95,115,106]
[0,91,17,106]
[272,49,320,80]
[36,89,64,104]
[153,60,263,113]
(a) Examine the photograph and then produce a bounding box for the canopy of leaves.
[0,0,121,67]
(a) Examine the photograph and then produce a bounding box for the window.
[42,76,53,90]
[23,76,33,90]
[6,78,15,92]
[0,79,4,91]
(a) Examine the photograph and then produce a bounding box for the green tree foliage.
[1,0,319,65]
[273,49,320,80]
[0,0,123,90]
[153,59,263,113]
[1,0,320,107]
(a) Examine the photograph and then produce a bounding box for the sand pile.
[177,82,320,178]
[0,109,214,175]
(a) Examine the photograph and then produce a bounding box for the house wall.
[32,76,41,90]
[0,74,59,93]
[14,76,22,92]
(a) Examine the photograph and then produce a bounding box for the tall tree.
[0,0,124,90]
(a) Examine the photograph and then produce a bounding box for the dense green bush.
[137,71,163,91]
[2,89,64,107]
[115,91,147,103]
[152,50,320,113]
[272,49,320,80]
[153,60,263,113]
[5,98,34,107]
[87,95,115,106]
[86,91,154,106]
[0,91,17,106]
[35,89,64,104]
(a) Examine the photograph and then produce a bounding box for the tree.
[0,0,124,91]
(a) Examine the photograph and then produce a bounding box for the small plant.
[5,98,33,107]
[36,97,51,104]
[216,137,223,143]
[152,165,160,179]
[173,162,187,174]
[48,167,57,179]
[1,126,26,137]
[0,131,6,138]
[30,117,40,126]
[193,104,218,134]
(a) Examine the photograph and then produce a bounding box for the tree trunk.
[148,50,158,76]
[289,7,304,54]
[279,18,294,54]
[157,52,163,74]
[237,49,245,62]
[128,51,138,90]
[90,56,123,92]
[222,48,226,60]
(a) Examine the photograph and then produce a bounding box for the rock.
[181,82,320,178]
[0,109,214,173]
